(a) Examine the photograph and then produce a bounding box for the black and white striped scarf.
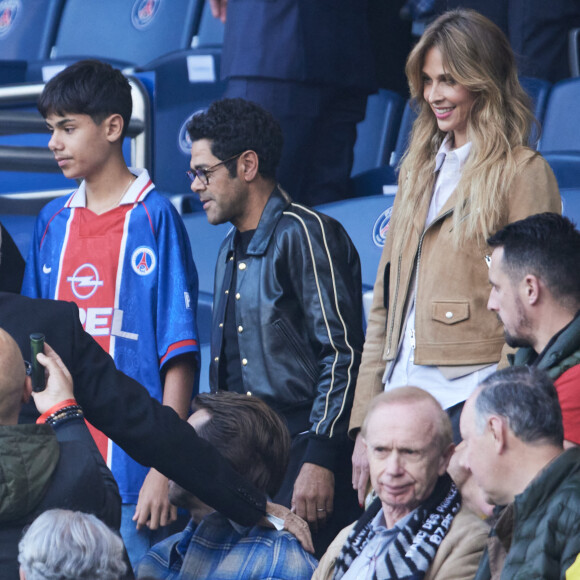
[333,474,461,580]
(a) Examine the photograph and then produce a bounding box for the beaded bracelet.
[45,405,84,428]
[37,398,78,424]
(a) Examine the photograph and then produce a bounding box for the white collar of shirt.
[434,134,472,174]
[66,167,154,208]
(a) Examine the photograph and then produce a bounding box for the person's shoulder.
[280,202,352,243]
[1,293,76,317]
[139,189,179,213]
[37,194,73,220]
[452,505,490,536]
[512,146,550,171]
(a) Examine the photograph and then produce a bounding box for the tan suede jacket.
[313,505,490,580]
[349,148,561,432]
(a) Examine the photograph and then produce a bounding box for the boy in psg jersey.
[21,59,200,567]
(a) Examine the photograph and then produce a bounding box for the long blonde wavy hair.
[391,9,535,248]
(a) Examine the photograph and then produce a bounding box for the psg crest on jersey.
[372,206,393,248]
[131,246,157,276]
[0,0,20,38]
[131,0,161,30]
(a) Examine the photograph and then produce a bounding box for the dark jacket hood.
[0,424,59,522]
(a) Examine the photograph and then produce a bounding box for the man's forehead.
[190,139,217,164]
[489,247,505,270]
[366,401,439,446]
[45,112,89,124]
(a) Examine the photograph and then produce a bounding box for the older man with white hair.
[314,387,488,580]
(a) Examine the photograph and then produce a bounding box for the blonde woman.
[349,9,561,503]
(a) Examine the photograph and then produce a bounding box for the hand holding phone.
[30,333,46,392]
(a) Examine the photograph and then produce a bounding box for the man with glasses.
[186,98,365,557]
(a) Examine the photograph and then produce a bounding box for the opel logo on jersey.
[178,109,205,156]
[131,246,157,276]
[131,0,160,30]
[372,206,393,248]
[67,263,104,300]
[0,0,20,38]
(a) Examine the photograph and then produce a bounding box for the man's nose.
[48,133,60,151]
[384,451,405,476]
[190,173,206,194]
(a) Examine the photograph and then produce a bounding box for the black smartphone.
[30,333,46,392]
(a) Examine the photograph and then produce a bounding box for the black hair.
[487,212,580,310]
[38,59,132,139]
[187,98,283,180]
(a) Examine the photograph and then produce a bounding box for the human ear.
[104,114,125,143]
[240,150,259,181]
[22,377,32,404]
[488,416,506,453]
[522,274,541,306]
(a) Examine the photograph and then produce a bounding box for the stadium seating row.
[0,0,223,82]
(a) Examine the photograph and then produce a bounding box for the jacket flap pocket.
[432,301,470,325]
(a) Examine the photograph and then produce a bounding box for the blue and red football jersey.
[22,169,200,503]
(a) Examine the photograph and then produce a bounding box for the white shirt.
[384,136,496,410]
[342,509,414,580]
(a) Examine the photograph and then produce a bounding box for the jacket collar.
[224,185,292,257]
[513,447,580,520]
[513,310,580,369]
[65,168,154,208]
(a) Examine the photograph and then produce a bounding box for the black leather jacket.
[210,187,364,469]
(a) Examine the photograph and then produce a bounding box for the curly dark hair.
[38,59,132,139]
[187,98,283,180]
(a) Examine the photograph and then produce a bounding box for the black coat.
[1,292,266,526]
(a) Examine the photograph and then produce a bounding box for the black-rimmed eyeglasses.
[186,152,244,186]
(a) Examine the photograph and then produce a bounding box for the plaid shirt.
[135,513,318,579]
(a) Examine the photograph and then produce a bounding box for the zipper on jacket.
[386,254,402,355]
[387,208,453,357]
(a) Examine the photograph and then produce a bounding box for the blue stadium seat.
[194,0,224,48]
[351,89,404,178]
[389,100,417,170]
[0,0,66,84]
[0,0,65,61]
[28,0,203,81]
[561,188,580,225]
[316,194,396,327]
[519,76,551,147]
[136,48,227,196]
[315,194,396,291]
[543,152,580,189]
[539,77,580,154]
[351,100,416,197]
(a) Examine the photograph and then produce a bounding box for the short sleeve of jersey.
[21,196,70,299]
[141,194,200,370]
